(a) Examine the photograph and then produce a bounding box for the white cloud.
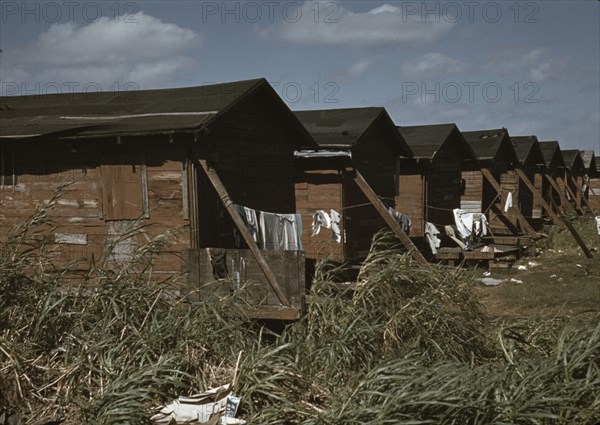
[530,57,577,82]
[2,12,200,91]
[262,1,454,48]
[482,46,547,76]
[330,59,373,83]
[400,53,466,78]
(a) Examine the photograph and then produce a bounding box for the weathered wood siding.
[487,168,520,235]
[0,137,191,283]
[460,166,484,213]
[588,176,600,211]
[396,160,425,238]
[295,164,344,263]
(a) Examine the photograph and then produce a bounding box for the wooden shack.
[462,128,534,238]
[396,124,476,249]
[293,107,414,266]
[0,78,315,320]
[539,141,568,213]
[511,136,546,229]
[561,150,587,213]
[580,150,599,211]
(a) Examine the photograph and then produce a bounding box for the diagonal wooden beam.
[516,169,592,258]
[352,169,430,267]
[480,168,538,238]
[514,169,564,228]
[562,178,584,215]
[559,215,593,258]
[545,174,570,213]
[198,159,290,306]
[570,175,592,211]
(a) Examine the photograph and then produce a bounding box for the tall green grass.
[1,193,598,424]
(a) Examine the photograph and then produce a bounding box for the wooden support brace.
[514,169,564,228]
[480,168,538,238]
[570,175,592,211]
[352,169,430,267]
[198,159,290,306]
[565,176,583,215]
[516,169,592,258]
[559,216,593,259]
[563,180,584,215]
[545,175,570,213]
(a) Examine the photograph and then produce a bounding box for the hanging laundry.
[453,209,473,240]
[425,222,441,255]
[234,205,260,244]
[387,207,411,235]
[473,214,488,238]
[311,210,331,236]
[259,212,303,251]
[330,209,342,243]
[595,216,600,236]
[452,208,488,244]
[504,192,513,212]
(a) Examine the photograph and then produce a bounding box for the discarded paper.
[151,384,246,425]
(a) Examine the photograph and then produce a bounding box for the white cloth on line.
[504,192,513,212]
[595,216,600,236]
[425,222,441,255]
[453,208,488,240]
[330,209,342,243]
[311,210,331,236]
[259,211,303,251]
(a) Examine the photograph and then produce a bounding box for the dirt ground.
[471,217,600,320]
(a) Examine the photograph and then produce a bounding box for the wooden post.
[480,168,538,238]
[198,159,290,306]
[515,169,592,259]
[352,169,430,267]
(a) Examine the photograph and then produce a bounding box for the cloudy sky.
[1,0,598,152]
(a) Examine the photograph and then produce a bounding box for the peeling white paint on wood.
[108,221,136,263]
[67,217,87,223]
[55,233,88,245]
[151,172,181,180]
[57,199,79,207]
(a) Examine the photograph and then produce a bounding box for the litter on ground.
[151,384,246,425]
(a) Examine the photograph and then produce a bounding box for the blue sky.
[1,0,598,153]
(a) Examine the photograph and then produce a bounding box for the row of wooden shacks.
[1,79,598,319]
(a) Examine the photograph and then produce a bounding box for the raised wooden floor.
[434,244,521,268]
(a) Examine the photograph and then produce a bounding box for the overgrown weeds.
[1,192,599,424]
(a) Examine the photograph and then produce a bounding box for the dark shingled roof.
[396,123,475,160]
[539,141,565,168]
[462,128,518,163]
[0,78,315,146]
[561,149,585,172]
[511,135,545,165]
[294,107,411,156]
